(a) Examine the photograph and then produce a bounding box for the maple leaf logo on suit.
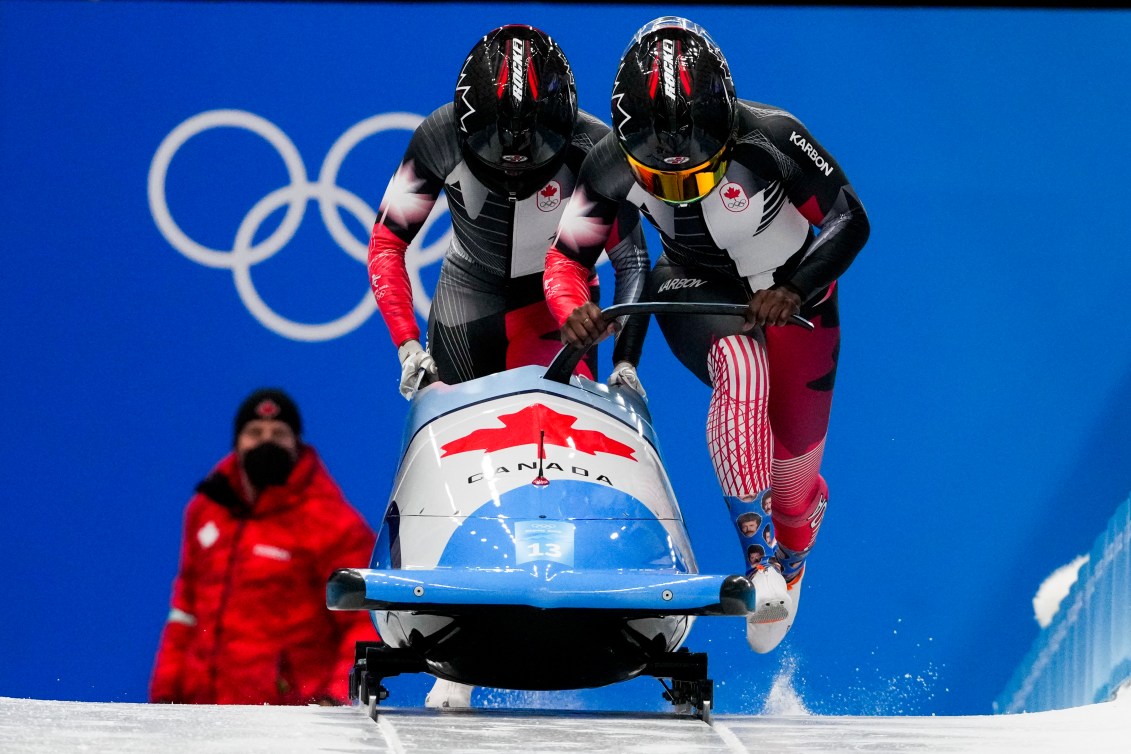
[720,182,749,212]
[537,180,563,212]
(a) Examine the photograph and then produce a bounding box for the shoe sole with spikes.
[746,568,804,653]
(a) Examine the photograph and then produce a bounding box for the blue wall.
[2,1,1130,715]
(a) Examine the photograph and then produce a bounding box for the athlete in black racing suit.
[368,25,648,400]
[544,17,870,655]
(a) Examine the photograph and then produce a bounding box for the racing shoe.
[424,678,474,709]
[747,566,804,654]
[745,563,793,654]
[776,540,812,585]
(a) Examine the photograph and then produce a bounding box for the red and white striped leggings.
[705,312,838,552]
[649,255,841,554]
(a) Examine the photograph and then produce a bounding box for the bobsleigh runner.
[327,303,806,723]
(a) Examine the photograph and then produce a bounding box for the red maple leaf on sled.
[440,404,636,460]
[540,184,558,198]
[724,186,741,200]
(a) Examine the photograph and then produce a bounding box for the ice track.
[1,694,1129,753]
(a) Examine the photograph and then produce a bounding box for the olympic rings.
[148,109,450,342]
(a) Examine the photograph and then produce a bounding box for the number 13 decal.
[527,542,563,558]
[515,521,575,567]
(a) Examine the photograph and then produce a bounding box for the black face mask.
[242,442,296,490]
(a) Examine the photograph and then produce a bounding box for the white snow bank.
[1032,554,1088,628]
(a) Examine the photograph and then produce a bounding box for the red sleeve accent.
[797,195,827,226]
[367,223,420,346]
[604,217,623,250]
[544,247,594,326]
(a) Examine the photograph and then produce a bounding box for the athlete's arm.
[771,115,870,302]
[366,119,448,348]
[604,205,649,367]
[544,184,620,348]
[545,140,642,349]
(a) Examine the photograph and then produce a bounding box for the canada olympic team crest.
[537,180,562,212]
[148,109,452,342]
[719,182,749,212]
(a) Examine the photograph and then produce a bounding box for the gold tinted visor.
[625,151,729,204]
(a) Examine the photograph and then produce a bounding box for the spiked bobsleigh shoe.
[745,563,792,646]
[424,678,474,709]
[746,537,815,653]
[725,492,794,652]
[746,565,804,654]
[746,477,827,652]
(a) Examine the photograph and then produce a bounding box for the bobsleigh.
[327,303,794,721]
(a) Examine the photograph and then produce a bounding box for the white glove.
[607,361,646,398]
[397,340,438,400]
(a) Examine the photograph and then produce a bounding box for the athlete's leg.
[428,260,507,384]
[705,333,772,538]
[502,272,596,380]
[650,258,782,571]
[703,331,796,632]
[651,256,750,385]
[764,284,840,583]
[729,286,838,652]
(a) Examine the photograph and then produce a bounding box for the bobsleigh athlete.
[367,24,649,402]
[365,24,648,708]
[544,17,870,653]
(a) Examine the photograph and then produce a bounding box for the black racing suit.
[544,99,870,560]
[368,104,647,383]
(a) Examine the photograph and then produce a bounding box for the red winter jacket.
[150,445,378,705]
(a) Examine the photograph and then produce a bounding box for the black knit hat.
[233,388,303,445]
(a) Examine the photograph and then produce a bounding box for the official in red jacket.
[150,388,378,705]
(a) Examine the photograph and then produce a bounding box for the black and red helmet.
[612,17,737,204]
[454,25,577,195]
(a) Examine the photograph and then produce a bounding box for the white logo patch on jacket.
[253,543,293,562]
[196,521,220,549]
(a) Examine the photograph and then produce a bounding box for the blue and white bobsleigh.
[328,303,771,720]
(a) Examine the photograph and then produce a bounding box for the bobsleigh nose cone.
[719,574,756,615]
